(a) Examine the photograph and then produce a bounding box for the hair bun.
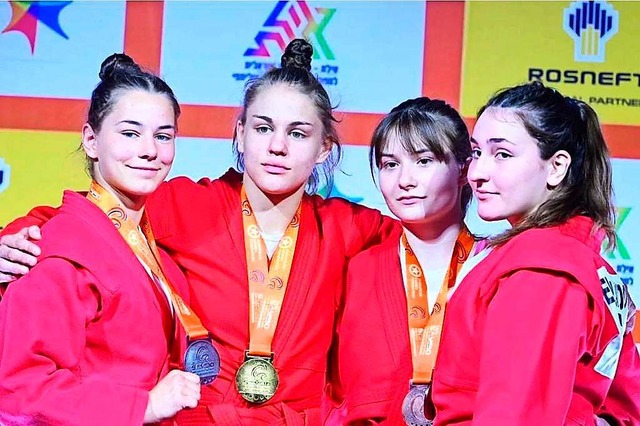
[99,53,139,82]
[281,39,313,71]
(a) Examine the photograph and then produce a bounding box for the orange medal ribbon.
[241,186,301,357]
[402,225,475,384]
[87,181,209,340]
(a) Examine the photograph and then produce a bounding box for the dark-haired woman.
[432,82,640,425]
[332,97,480,425]
[0,39,396,425]
[0,54,203,425]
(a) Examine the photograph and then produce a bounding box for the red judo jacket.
[1,169,399,425]
[0,191,188,425]
[146,170,397,425]
[432,216,640,426]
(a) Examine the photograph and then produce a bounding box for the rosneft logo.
[563,0,619,63]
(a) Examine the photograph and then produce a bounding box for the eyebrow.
[380,149,431,157]
[117,120,175,130]
[470,137,515,145]
[252,115,313,127]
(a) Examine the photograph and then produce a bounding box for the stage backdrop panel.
[0,129,88,226]
[161,1,425,113]
[462,1,640,125]
[0,1,126,99]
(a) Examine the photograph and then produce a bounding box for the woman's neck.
[402,212,463,271]
[94,176,146,227]
[243,174,305,235]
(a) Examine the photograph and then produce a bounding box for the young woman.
[0,39,397,425]
[332,97,478,425]
[432,82,640,425]
[0,54,204,425]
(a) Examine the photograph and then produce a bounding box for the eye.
[381,160,398,170]
[255,125,271,134]
[417,157,434,166]
[495,151,512,160]
[121,131,139,139]
[155,133,174,143]
[470,148,481,159]
[290,130,306,139]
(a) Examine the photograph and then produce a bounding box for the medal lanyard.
[402,226,475,384]
[241,186,301,357]
[87,181,210,340]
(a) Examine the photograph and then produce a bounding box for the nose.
[268,130,288,156]
[398,164,417,190]
[467,153,489,185]
[139,132,158,160]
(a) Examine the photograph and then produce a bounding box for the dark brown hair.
[479,81,616,248]
[370,97,472,214]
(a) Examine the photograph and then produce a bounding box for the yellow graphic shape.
[461,1,640,125]
[0,130,89,227]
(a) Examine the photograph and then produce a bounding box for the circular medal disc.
[184,339,221,385]
[402,384,433,426]
[235,357,279,404]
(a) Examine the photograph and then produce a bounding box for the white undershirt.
[260,230,285,258]
[399,240,491,312]
[399,242,448,313]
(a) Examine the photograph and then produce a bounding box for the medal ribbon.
[87,181,209,340]
[402,225,475,384]
[241,186,301,357]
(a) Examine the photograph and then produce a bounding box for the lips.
[127,166,160,171]
[262,163,290,174]
[474,190,498,200]
[396,195,426,205]
[126,165,161,177]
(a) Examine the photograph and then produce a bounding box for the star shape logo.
[2,1,72,53]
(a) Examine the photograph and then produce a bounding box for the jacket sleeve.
[597,328,640,426]
[0,258,149,426]
[0,205,59,236]
[328,255,393,426]
[328,199,398,259]
[472,269,591,426]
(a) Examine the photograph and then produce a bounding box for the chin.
[259,179,305,196]
[476,206,505,223]
[127,182,162,198]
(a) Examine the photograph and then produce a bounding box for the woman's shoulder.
[348,233,399,272]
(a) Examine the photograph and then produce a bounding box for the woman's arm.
[0,258,149,426]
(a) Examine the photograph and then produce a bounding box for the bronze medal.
[235,354,279,404]
[402,384,433,426]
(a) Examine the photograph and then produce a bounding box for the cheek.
[377,172,395,199]
[100,142,134,163]
[158,144,175,165]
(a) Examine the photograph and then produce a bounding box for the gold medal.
[235,353,279,404]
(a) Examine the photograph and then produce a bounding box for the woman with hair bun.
[432,81,640,425]
[0,39,397,425]
[0,53,203,425]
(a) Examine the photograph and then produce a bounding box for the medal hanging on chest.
[402,384,432,426]
[235,187,301,403]
[87,181,220,385]
[400,227,475,425]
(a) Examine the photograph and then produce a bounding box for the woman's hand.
[144,370,201,423]
[0,226,41,283]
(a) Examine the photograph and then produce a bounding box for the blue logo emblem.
[0,159,10,193]
[563,0,619,63]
